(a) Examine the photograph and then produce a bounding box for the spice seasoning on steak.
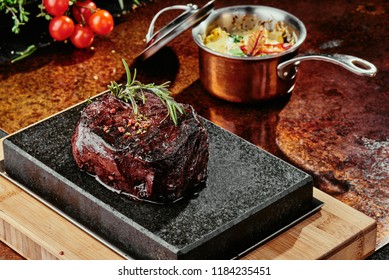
[71,60,209,203]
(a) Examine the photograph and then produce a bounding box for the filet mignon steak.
[71,92,209,203]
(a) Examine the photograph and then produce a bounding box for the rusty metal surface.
[275,1,389,247]
[0,0,388,257]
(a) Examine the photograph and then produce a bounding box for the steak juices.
[71,61,209,203]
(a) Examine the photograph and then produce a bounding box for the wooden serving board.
[0,138,377,260]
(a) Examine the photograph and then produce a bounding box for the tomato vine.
[40,0,115,48]
[1,1,142,47]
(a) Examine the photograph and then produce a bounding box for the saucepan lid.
[136,1,214,61]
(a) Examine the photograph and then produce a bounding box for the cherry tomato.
[88,9,114,35]
[72,0,97,24]
[70,24,95,48]
[43,0,69,16]
[49,16,75,41]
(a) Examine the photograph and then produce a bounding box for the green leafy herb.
[0,0,29,34]
[108,59,185,126]
[11,44,36,63]
[230,34,243,43]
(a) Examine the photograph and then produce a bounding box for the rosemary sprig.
[11,44,37,63]
[108,59,185,126]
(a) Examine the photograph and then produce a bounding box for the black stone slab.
[3,98,314,259]
[0,128,7,138]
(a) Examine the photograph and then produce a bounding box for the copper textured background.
[0,0,388,257]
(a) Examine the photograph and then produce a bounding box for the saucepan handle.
[277,53,377,80]
[145,4,198,44]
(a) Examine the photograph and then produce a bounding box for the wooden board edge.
[0,175,125,260]
[241,190,377,260]
[0,217,57,260]
[321,225,377,260]
[0,202,124,260]
[313,188,377,259]
[0,177,378,260]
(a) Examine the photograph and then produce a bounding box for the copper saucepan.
[192,5,377,103]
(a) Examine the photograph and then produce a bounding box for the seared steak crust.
[72,92,209,203]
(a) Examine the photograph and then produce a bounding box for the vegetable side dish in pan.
[204,20,296,57]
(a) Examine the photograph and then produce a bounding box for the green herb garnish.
[230,34,243,43]
[108,59,185,126]
[11,44,37,63]
[0,0,30,34]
